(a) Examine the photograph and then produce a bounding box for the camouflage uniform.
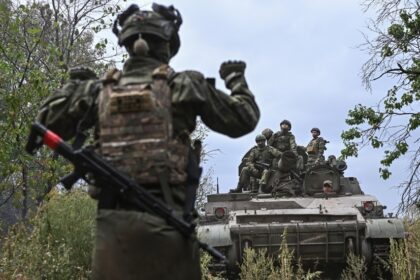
[306,128,326,168]
[37,4,259,280]
[237,145,281,192]
[238,146,257,179]
[268,131,298,155]
[306,137,326,166]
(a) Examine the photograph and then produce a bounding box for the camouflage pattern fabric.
[36,55,259,279]
[306,137,326,167]
[237,145,281,192]
[238,145,257,176]
[38,56,259,141]
[247,145,281,164]
[238,165,261,192]
[268,130,298,155]
[91,209,200,280]
[98,66,188,185]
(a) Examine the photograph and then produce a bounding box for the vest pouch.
[306,145,316,153]
[98,67,188,185]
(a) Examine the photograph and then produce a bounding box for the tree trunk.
[21,165,28,219]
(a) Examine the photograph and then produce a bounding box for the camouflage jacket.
[268,131,297,155]
[247,145,281,167]
[37,56,260,141]
[306,137,326,156]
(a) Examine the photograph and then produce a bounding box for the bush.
[388,219,420,280]
[0,190,96,279]
[340,253,366,280]
[201,252,224,280]
[239,232,321,280]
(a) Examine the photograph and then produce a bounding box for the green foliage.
[239,232,321,280]
[0,190,96,279]
[340,253,366,280]
[343,0,420,212]
[239,248,276,280]
[386,219,420,280]
[0,0,121,220]
[200,252,223,280]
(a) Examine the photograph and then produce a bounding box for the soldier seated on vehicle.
[231,134,281,193]
[269,120,298,155]
[238,128,275,180]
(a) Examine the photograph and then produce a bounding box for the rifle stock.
[254,161,270,171]
[26,123,226,263]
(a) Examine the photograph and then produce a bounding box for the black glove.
[219,60,246,80]
[219,61,247,90]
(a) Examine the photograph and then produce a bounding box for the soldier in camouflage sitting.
[306,127,327,168]
[237,128,273,188]
[232,134,281,193]
[268,120,298,156]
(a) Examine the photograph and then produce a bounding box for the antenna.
[216,177,219,194]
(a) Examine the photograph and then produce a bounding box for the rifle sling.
[154,167,176,208]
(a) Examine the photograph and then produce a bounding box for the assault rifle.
[254,161,270,171]
[26,123,226,262]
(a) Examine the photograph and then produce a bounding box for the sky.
[111,0,410,213]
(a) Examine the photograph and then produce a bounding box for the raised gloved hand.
[219,60,246,79]
[219,60,246,89]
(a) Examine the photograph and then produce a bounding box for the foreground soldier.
[233,134,281,193]
[36,3,259,280]
[306,127,327,168]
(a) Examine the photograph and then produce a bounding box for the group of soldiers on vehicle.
[231,120,328,194]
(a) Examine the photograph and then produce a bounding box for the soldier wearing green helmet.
[268,119,298,156]
[306,127,327,168]
[232,134,281,193]
[36,3,259,279]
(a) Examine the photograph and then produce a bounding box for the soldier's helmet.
[280,119,292,130]
[255,134,266,142]
[323,180,332,187]
[311,127,321,134]
[261,128,273,139]
[113,3,182,58]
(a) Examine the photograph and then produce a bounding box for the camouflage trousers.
[259,169,271,186]
[92,209,201,280]
[238,166,261,191]
[237,166,272,192]
[306,154,324,169]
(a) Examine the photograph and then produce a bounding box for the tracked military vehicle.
[198,156,405,272]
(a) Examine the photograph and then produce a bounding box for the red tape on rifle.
[43,130,62,150]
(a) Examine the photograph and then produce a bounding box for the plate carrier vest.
[97,65,188,185]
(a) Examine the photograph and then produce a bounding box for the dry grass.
[387,219,420,280]
[238,232,321,280]
[2,192,419,280]
[340,253,367,280]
